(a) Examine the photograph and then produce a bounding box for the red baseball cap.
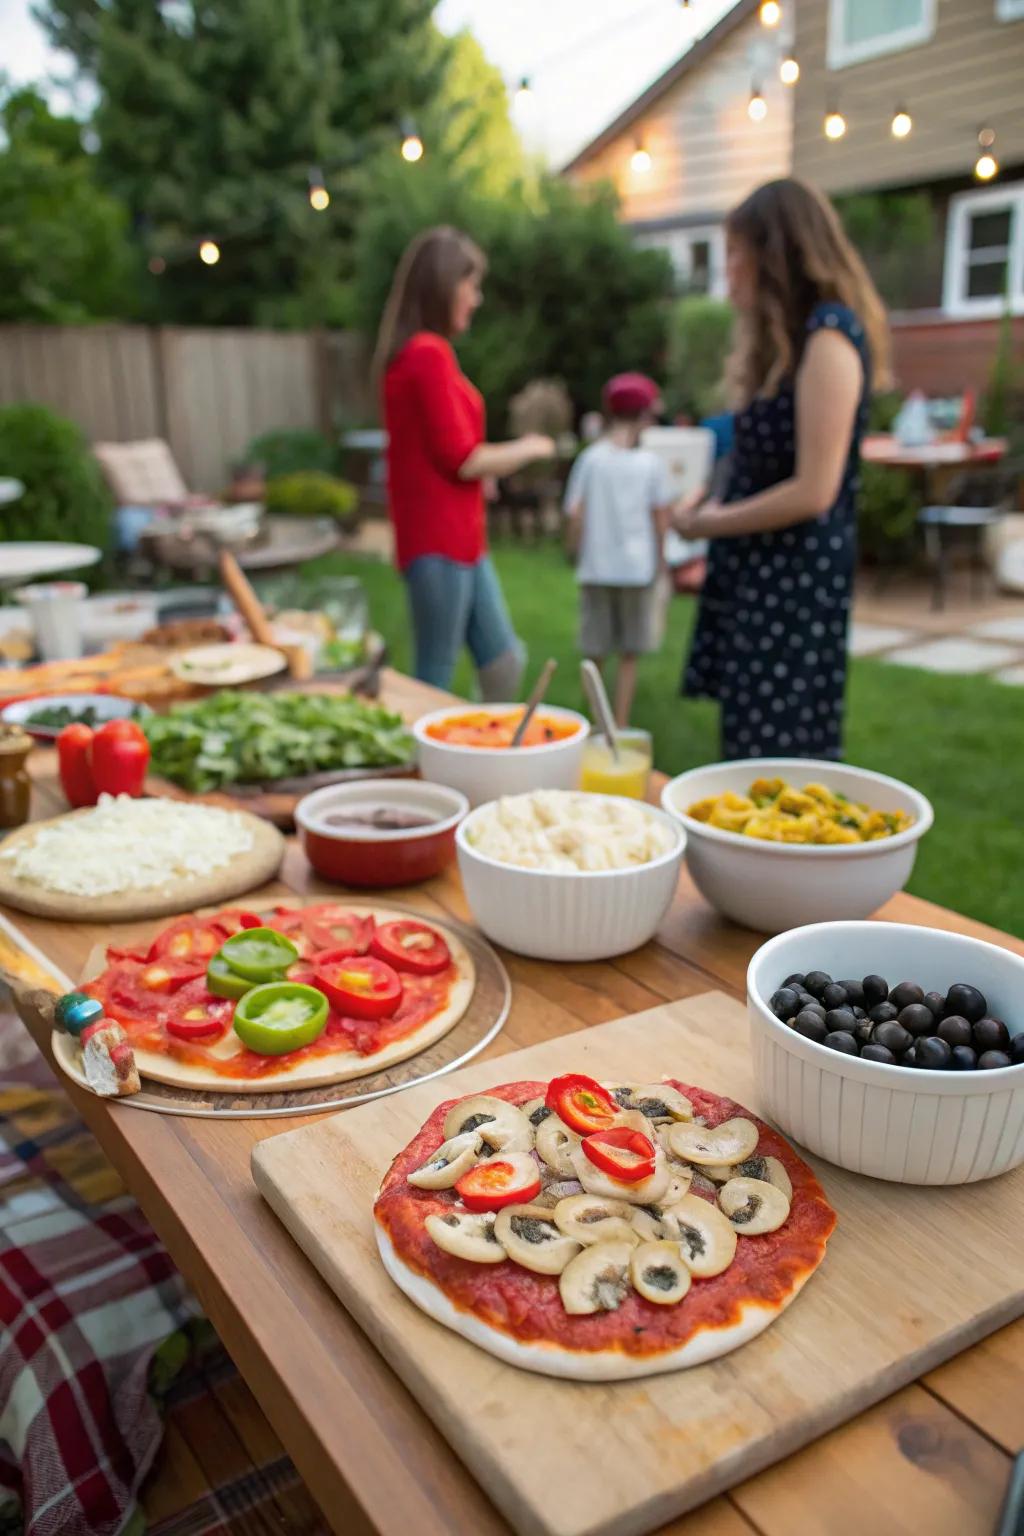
[602,372,660,417]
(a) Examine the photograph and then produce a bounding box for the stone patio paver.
[994,665,1024,686]
[884,637,1023,675]
[965,615,1024,644]
[849,622,918,657]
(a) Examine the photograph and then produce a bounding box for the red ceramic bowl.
[295,780,469,888]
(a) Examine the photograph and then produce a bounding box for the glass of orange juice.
[580,729,653,800]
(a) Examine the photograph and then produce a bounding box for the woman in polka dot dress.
[678,178,890,760]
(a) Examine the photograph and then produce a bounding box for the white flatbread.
[375,1225,810,1381]
[56,903,475,1094]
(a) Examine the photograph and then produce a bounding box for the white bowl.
[455,796,685,961]
[748,921,1024,1184]
[414,703,588,808]
[661,758,933,933]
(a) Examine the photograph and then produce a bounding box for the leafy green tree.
[0,85,139,320]
[665,295,734,421]
[0,402,113,547]
[426,29,528,198]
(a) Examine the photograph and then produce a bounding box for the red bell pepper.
[90,719,150,798]
[57,724,99,808]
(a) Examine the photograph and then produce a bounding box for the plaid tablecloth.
[0,996,198,1536]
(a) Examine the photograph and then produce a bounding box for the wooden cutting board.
[251,994,1024,1536]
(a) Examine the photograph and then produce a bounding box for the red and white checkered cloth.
[0,998,198,1536]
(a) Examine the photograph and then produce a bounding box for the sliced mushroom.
[407,1130,482,1190]
[521,1096,553,1128]
[534,1176,584,1208]
[630,1241,692,1305]
[611,1083,694,1123]
[442,1095,533,1153]
[629,1176,694,1242]
[559,1241,634,1315]
[535,1114,580,1176]
[688,1169,720,1198]
[718,1177,791,1235]
[668,1117,759,1168]
[569,1140,671,1206]
[702,1154,793,1201]
[665,1194,738,1278]
[663,1169,694,1204]
[493,1203,582,1274]
[553,1193,638,1247]
[424,1210,507,1263]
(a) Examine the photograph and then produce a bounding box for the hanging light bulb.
[198,238,220,265]
[147,255,166,276]
[400,118,424,162]
[975,127,998,179]
[891,108,912,139]
[779,55,799,85]
[748,85,768,122]
[630,137,652,173]
[308,167,329,210]
[513,76,532,109]
[759,0,781,26]
[824,109,847,141]
[678,0,698,33]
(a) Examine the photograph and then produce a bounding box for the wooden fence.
[0,324,372,492]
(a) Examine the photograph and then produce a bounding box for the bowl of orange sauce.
[413,703,588,807]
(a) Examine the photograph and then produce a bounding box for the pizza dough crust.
[375,1225,806,1381]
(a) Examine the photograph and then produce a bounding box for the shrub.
[264,471,359,528]
[857,462,918,564]
[243,428,340,480]
[664,296,734,421]
[0,402,112,548]
[868,390,904,432]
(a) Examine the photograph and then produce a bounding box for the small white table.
[0,543,103,591]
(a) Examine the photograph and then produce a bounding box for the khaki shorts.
[579,580,663,657]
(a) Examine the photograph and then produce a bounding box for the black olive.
[1011,1034,1024,1066]
[824,1007,857,1034]
[869,1002,899,1026]
[770,987,801,1021]
[944,983,987,1023]
[937,1015,973,1048]
[874,1020,912,1055]
[899,1003,936,1037]
[804,970,833,999]
[972,1017,1010,1052]
[824,1030,859,1055]
[800,1000,827,1020]
[793,1009,828,1043]
[862,974,889,1007]
[861,1042,896,1065]
[923,991,946,1019]
[782,972,806,989]
[950,1045,978,1071]
[978,1049,1012,1070]
[822,982,849,1010]
[889,981,924,1012]
[915,1036,952,1070]
[837,979,865,1008]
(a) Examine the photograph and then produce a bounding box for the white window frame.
[943,184,1024,318]
[827,0,936,69]
[633,224,727,299]
[996,0,1024,19]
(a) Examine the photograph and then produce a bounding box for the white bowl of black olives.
[747,921,1024,1184]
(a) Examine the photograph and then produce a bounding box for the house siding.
[890,313,1024,396]
[792,0,1024,195]
[569,7,794,224]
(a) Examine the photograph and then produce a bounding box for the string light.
[747,86,767,123]
[891,108,912,139]
[308,167,329,210]
[400,118,424,162]
[975,127,998,179]
[824,109,847,140]
[630,137,652,173]
[779,55,799,85]
[759,1,781,26]
[147,256,166,276]
[198,238,220,265]
[513,76,532,108]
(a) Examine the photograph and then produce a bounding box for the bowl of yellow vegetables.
[661,759,933,933]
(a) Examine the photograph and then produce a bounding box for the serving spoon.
[580,659,620,763]
[510,658,558,747]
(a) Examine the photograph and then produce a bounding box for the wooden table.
[6,669,1023,1536]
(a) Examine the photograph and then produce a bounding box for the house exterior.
[563,0,1024,393]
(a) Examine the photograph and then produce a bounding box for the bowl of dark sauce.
[296,780,469,887]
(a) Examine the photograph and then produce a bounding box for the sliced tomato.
[302,906,375,957]
[581,1126,657,1184]
[455,1153,542,1212]
[137,960,207,994]
[314,955,401,1019]
[105,943,150,964]
[370,920,450,976]
[148,917,228,964]
[546,1073,618,1136]
[159,978,233,1043]
[213,909,265,934]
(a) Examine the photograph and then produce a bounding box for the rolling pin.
[218,550,313,681]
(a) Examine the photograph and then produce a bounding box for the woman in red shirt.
[374,226,554,695]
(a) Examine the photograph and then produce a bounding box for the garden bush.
[264,471,359,528]
[664,295,734,421]
[857,462,918,564]
[243,428,340,480]
[0,401,112,547]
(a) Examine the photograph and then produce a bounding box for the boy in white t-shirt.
[564,373,674,727]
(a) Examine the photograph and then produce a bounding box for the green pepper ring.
[218,927,299,982]
[232,981,328,1056]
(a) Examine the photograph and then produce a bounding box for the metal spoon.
[580,659,620,763]
[510,658,558,747]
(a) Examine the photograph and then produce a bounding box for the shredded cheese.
[1,794,256,895]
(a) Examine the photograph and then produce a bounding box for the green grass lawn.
[304,539,1024,940]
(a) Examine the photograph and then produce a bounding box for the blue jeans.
[404,555,522,693]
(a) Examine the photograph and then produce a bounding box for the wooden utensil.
[510,658,557,747]
[580,658,620,762]
[218,550,311,680]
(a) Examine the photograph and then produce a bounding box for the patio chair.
[93,438,193,562]
[918,461,1021,612]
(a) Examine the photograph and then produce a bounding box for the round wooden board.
[0,806,285,922]
[41,898,510,1119]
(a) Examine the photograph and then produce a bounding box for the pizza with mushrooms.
[374,1073,836,1380]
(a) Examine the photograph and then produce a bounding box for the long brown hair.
[725,178,891,405]
[372,225,486,387]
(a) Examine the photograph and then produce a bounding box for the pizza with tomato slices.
[374,1073,836,1380]
[61,903,476,1092]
